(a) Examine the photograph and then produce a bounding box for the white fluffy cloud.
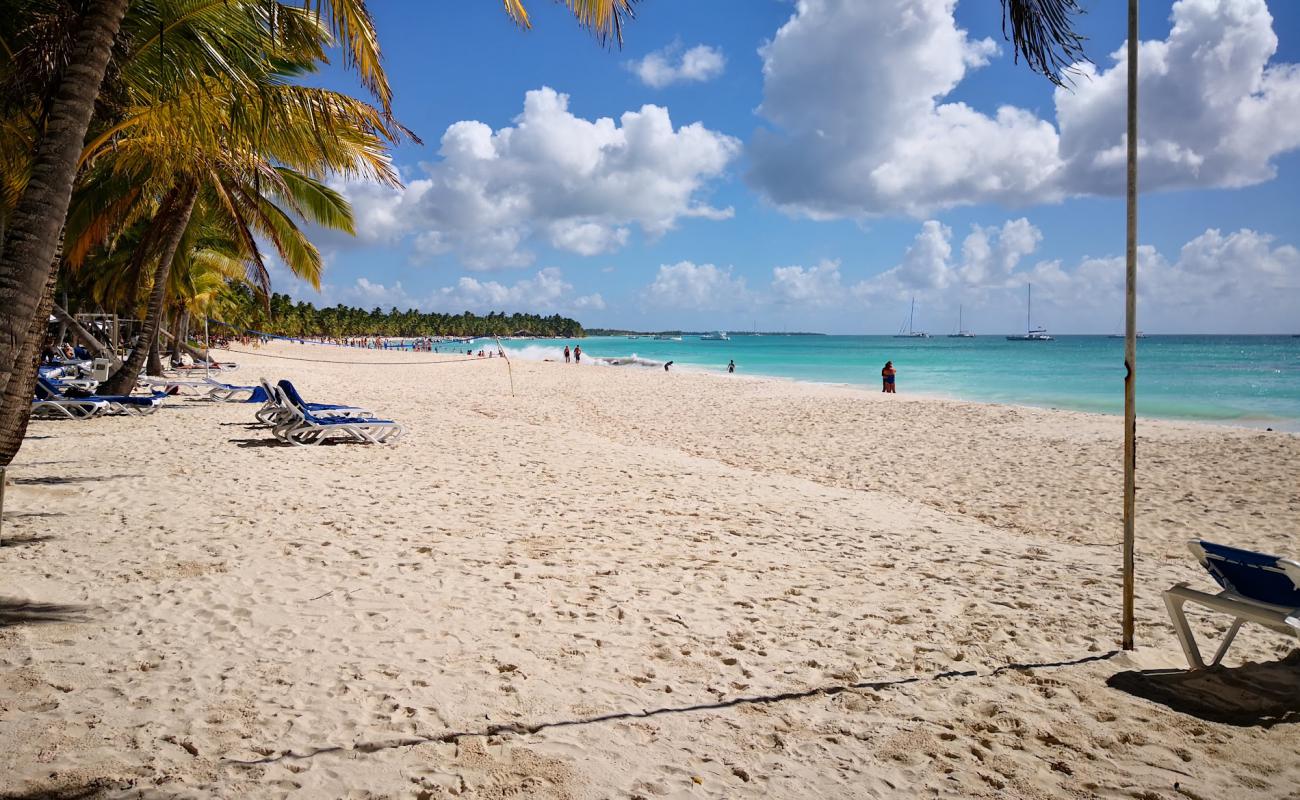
[436,267,605,312]
[340,88,739,268]
[749,0,1300,218]
[852,218,1044,300]
[644,261,748,310]
[845,220,1298,332]
[327,269,604,314]
[628,43,726,88]
[770,259,846,306]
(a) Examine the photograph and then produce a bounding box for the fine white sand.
[2,340,1298,799]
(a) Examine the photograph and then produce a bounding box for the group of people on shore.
[563,344,582,364]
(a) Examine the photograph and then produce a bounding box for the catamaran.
[948,304,976,338]
[893,297,930,338]
[1006,284,1054,341]
[700,331,730,341]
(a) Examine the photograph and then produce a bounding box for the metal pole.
[1122,0,1139,651]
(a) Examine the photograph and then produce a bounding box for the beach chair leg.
[1209,618,1244,667]
[1163,589,1207,670]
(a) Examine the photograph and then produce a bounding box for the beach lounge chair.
[203,377,268,403]
[252,378,371,426]
[1164,540,1300,669]
[31,381,110,420]
[36,377,167,417]
[270,385,402,446]
[138,376,212,396]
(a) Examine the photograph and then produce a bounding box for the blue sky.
[281,0,1300,334]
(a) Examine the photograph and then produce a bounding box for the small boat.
[1107,332,1147,339]
[652,334,682,341]
[947,305,976,338]
[627,335,640,339]
[893,297,930,338]
[1006,284,1054,341]
[700,331,729,341]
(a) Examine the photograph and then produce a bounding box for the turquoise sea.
[493,335,1300,431]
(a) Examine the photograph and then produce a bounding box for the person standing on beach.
[727,359,735,373]
[564,345,571,363]
[882,361,896,393]
[574,345,582,364]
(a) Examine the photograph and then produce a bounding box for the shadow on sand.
[0,598,87,628]
[1107,650,1300,728]
[0,780,185,800]
[11,474,142,486]
[0,534,56,548]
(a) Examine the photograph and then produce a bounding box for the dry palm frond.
[1001,0,1089,87]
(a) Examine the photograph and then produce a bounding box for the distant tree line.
[215,286,586,339]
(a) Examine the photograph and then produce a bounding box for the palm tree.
[0,0,394,400]
[87,77,385,394]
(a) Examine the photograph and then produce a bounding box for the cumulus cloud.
[339,88,739,268]
[770,259,846,306]
[1056,0,1300,194]
[644,261,748,310]
[323,269,603,315]
[628,43,726,88]
[845,220,1299,332]
[435,268,605,312]
[749,0,1300,218]
[852,218,1044,300]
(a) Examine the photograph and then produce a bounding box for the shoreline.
[223,338,1300,435]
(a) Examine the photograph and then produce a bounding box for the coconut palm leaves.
[1001,0,1089,86]
[500,0,638,46]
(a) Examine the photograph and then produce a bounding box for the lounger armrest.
[1165,583,1300,634]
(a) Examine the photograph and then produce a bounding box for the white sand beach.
[2,341,1298,799]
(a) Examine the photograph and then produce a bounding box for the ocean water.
[494,335,1300,431]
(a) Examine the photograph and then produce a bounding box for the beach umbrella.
[1122,0,1139,651]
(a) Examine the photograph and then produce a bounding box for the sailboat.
[948,305,976,338]
[1006,284,1054,341]
[893,297,930,338]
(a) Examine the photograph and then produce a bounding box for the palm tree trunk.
[0,0,131,401]
[147,308,168,376]
[100,179,199,395]
[0,262,61,467]
[170,310,187,362]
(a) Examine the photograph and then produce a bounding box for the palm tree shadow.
[0,534,56,547]
[0,780,185,799]
[12,475,142,485]
[1107,650,1300,728]
[0,598,87,628]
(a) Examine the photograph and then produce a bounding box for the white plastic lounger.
[203,377,267,403]
[270,386,403,446]
[31,395,110,420]
[253,378,371,426]
[139,377,211,396]
[1164,540,1300,669]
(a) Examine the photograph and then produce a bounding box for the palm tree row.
[211,288,586,339]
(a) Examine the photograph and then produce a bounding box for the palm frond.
[1001,0,1089,87]
[557,0,637,47]
[273,167,354,234]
